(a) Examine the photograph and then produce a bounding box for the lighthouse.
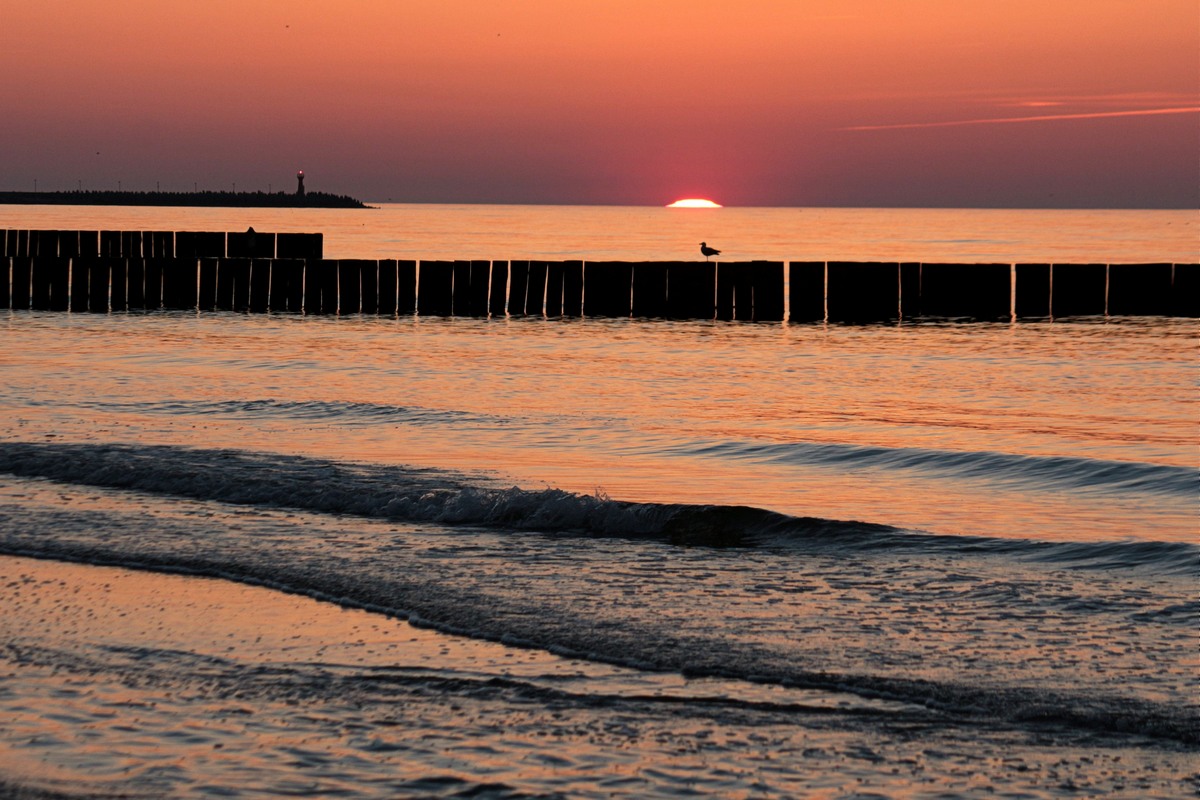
[296,170,306,197]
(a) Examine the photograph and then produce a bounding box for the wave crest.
[0,442,1194,572]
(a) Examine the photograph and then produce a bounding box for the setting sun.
[666,198,722,208]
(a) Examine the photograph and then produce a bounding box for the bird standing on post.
[700,242,721,261]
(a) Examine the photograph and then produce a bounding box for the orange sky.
[3,1,1197,206]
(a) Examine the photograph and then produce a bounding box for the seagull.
[700,242,721,261]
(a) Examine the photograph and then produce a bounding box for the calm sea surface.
[3,202,1197,262]
[0,204,1196,799]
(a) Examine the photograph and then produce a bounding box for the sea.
[0,204,1196,799]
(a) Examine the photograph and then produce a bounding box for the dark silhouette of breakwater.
[3,229,1196,319]
[0,190,369,209]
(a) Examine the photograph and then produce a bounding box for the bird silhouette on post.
[700,242,721,261]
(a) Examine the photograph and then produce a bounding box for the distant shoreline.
[0,190,371,209]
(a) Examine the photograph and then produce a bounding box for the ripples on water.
[3,312,1194,543]
[2,203,1196,261]
[0,204,1196,798]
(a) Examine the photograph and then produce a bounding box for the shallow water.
[3,555,1194,799]
[2,312,1194,544]
[0,204,1196,798]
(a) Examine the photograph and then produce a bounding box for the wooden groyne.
[3,229,1196,320]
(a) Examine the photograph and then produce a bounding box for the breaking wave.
[0,441,1193,573]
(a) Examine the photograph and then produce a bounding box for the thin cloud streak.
[844,106,1200,131]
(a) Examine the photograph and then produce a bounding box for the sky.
[3,1,1197,207]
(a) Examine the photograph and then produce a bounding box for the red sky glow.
[3,1,1197,207]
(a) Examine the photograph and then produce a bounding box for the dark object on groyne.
[2,229,1196,320]
[0,190,368,209]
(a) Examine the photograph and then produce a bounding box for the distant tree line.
[0,190,370,208]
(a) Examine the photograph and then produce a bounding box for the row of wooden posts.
[2,230,1197,320]
[2,228,322,260]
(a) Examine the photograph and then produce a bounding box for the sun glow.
[667,198,722,208]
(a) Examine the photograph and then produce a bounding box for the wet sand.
[1,555,1192,799]
[0,555,642,797]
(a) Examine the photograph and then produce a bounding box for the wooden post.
[198,259,218,311]
[361,260,380,314]
[268,259,304,312]
[87,260,110,312]
[78,231,99,258]
[0,257,9,309]
[583,262,633,317]
[469,260,491,316]
[918,263,1011,320]
[69,259,91,312]
[227,230,252,258]
[788,262,824,322]
[177,231,226,259]
[228,230,275,259]
[563,261,583,316]
[418,261,454,316]
[528,261,549,314]
[508,261,530,315]
[277,232,322,260]
[32,258,70,310]
[452,260,473,316]
[126,258,146,309]
[898,262,920,319]
[162,259,198,310]
[32,231,54,257]
[665,262,714,319]
[1171,264,1198,317]
[304,261,328,314]
[100,231,121,257]
[631,262,666,318]
[544,262,565,317]
[231,259,252,311]
[30,257,49,308]
[488,261,508,316]
[338,260,366,314]
[717,262,757,320]
[733,263,756,320]
[143,259,164,308]
[121,231,143,259]
[377,260,398,316]
[1051,264,1106,317]
[57,231,80,258]
[749,261,784,321]
[1014,264,1050,318]
[827,262,899,323]
[397,260,417,315]
[109,258,129,311]
[304,260,338,314]
[715,262,734,320]
[249,260,271,313]
[51,258,71,311]
[1108,263,1172,316]
[215,259,237,310]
